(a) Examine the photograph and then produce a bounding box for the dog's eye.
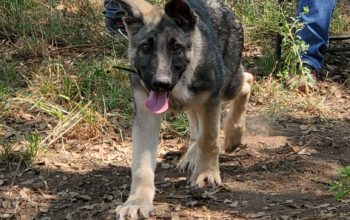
[172,44,183,53]
[140,43,152,53]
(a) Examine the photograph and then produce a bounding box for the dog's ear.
[117,0,155,35]
[164,0,197,31]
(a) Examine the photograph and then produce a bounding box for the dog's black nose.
[151,77,172,91]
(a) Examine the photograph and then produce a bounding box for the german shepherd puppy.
[114,0,253,219]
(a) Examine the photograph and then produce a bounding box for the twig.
[10,160,22,187]
[49,43,93,52]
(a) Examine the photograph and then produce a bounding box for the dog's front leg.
[190,103,222,187]
[116,91,162,220]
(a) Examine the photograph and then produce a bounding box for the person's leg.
[103,0,125,34]
[297,0,337,70]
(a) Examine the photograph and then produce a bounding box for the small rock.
[162,183,172,188]
[161,163,171,170]
[186,201,197,207]
[300,125,308,130]
[69,192,79,197]
[229,201,239,207]
[245,212,265,218]
[174,205,181,211]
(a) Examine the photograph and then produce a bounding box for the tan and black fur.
[114,0,253,219]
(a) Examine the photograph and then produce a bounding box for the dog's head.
[117,0,197,113]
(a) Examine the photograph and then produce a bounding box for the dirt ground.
[1,51,350,220]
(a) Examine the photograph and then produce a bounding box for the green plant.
[330,166,350,200]
[24,132,41,162]
[330,7,350,35]
[163,113,189,137]
[0,133,41,164]
[231,1,315,88]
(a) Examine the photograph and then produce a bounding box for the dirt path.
[1,82,350,219]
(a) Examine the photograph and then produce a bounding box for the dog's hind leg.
[190,103,222,187]
[177,110,199,172]
[223,71,253,152]
[116,89,162,220]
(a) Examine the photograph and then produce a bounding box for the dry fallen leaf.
[21,179,35,185]
[314,203,330,209]
[2,200,10,209]
[39,204,50,213]
[223,199,232,204]
[298,147,317,155]
[19,188,31,199]
[55,4,65,11]
[245,212,266,218]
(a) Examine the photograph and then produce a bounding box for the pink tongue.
[145,91,169,114]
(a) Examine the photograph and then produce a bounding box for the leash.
[112,65,136,73]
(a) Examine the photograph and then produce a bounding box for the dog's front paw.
[177,143,197,173]
[191,168,222,188]
[115,200,154,220]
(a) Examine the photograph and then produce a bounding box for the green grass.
[0,0,106,44]
[0,0,133,163]
[24,132,41,162]
[164,113,190,137]
[330,166,350,200]
[330,7,350,35]
[0,132,41,164]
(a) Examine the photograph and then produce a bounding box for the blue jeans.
[103,0,125,33]
[103,0,123,19]
[297,0,337,70]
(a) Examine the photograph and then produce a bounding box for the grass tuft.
[253,77,328,122]
[330,166,350,200]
